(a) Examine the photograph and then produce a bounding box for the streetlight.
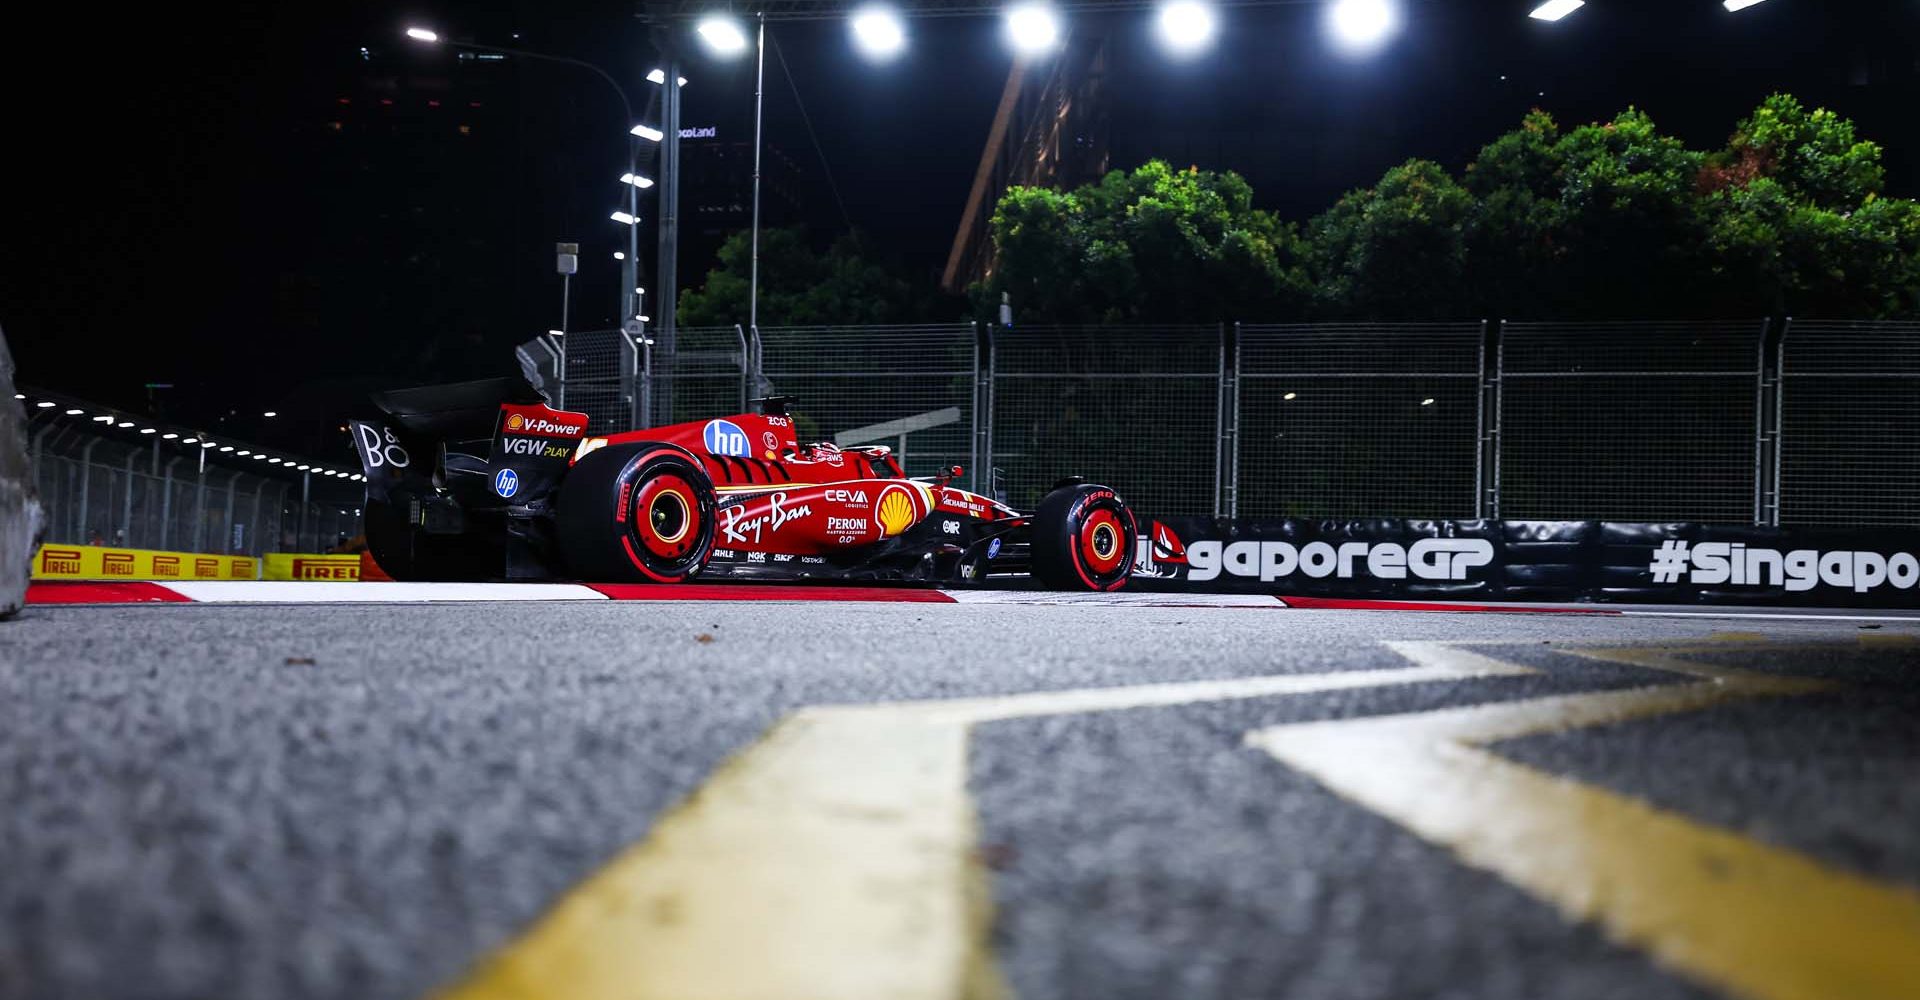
[694,12,769,339]
[696,16,749,56]
[1006,4,1062,56]
[851,6,907,60]
[631,124,665,142]
[1527,1,1585,21]
[1328,0,1399,54]
[1157,1,1216,57]
[620,172,656,189]
[1722,0,1771,10]
[406,26,647,335]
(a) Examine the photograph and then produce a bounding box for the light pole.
[750,13,767,336]
[406,28,646,333]
[692,14,766,332]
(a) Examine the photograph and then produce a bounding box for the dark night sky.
[3,0,1916,450]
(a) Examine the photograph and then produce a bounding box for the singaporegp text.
[1186,539,1494,583]
[1650,540,1920,594]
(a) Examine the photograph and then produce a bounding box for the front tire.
[556,443,716,583]
[1031,483,1136,591]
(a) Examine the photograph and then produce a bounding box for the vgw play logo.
[704,419,750,457]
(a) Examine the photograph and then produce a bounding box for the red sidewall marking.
[26,582,191,604]
[620,536,681,584]
[588,584,956,603]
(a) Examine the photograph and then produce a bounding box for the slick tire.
[1031,483,1136,591]
[557,443,716,583]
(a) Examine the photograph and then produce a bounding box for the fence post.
[159,457,179,549]
[122,450,137,546]
[1483,320,1506,519]
[249,483,265,556]
[1474,319,1488,519]
[223,471,243,551]
[1215,323,1240,519]
[620,327,642,431]
[1752,317,1773,526]
[976,322,996,497]
[737,324,751,411]
[192,459,208,553]
[1766,316,1791,526]
[75,438,99,541]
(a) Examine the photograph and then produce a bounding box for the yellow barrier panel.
[263,553,363,582]
[32,544,258,581]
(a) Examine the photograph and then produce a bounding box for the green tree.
[678,228,944,327]
[1306,159,1474,320]
[975,94,1920,324]
[978,160,1306,324]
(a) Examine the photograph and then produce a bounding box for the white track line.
[162,582,610,603]
[942,591,1285,607]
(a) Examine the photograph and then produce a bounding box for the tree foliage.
[977,160,1308,323]
[678,228,947,327]
[984,94,1920,323]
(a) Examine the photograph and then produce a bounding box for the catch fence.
[555,317,1920,527]
[26,427,360,555]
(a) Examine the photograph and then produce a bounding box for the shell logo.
[506,413,525,431]
[876,487,917,537]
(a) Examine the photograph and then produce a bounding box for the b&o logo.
[354,424,411,470]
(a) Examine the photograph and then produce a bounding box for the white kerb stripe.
[161,582,611,603]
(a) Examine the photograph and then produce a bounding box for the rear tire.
[1031,483,1136,591]
[556,443,716,583]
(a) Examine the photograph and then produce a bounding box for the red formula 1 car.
[348,377,1136,590]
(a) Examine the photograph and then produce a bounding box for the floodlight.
[1006,4,1061,56]
[851,7,907,59]
[1157,2,1216,56]
[697,16,750,56]
[1528,1,1585,21]
[1328,0,1399,53]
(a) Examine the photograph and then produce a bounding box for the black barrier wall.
[1130,517,1920,609]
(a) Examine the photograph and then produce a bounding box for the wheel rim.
[633,474,700,560]
[1078,507,1127,576]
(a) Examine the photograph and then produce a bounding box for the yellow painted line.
[1247,643,1920,1000]
[434,642,1530,1000]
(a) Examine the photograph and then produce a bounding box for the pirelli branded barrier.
[32,544,257,582]
[1131,518,1920,609]
[263,553,363,582]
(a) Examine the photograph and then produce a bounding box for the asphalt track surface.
[2,598,1917,1000]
